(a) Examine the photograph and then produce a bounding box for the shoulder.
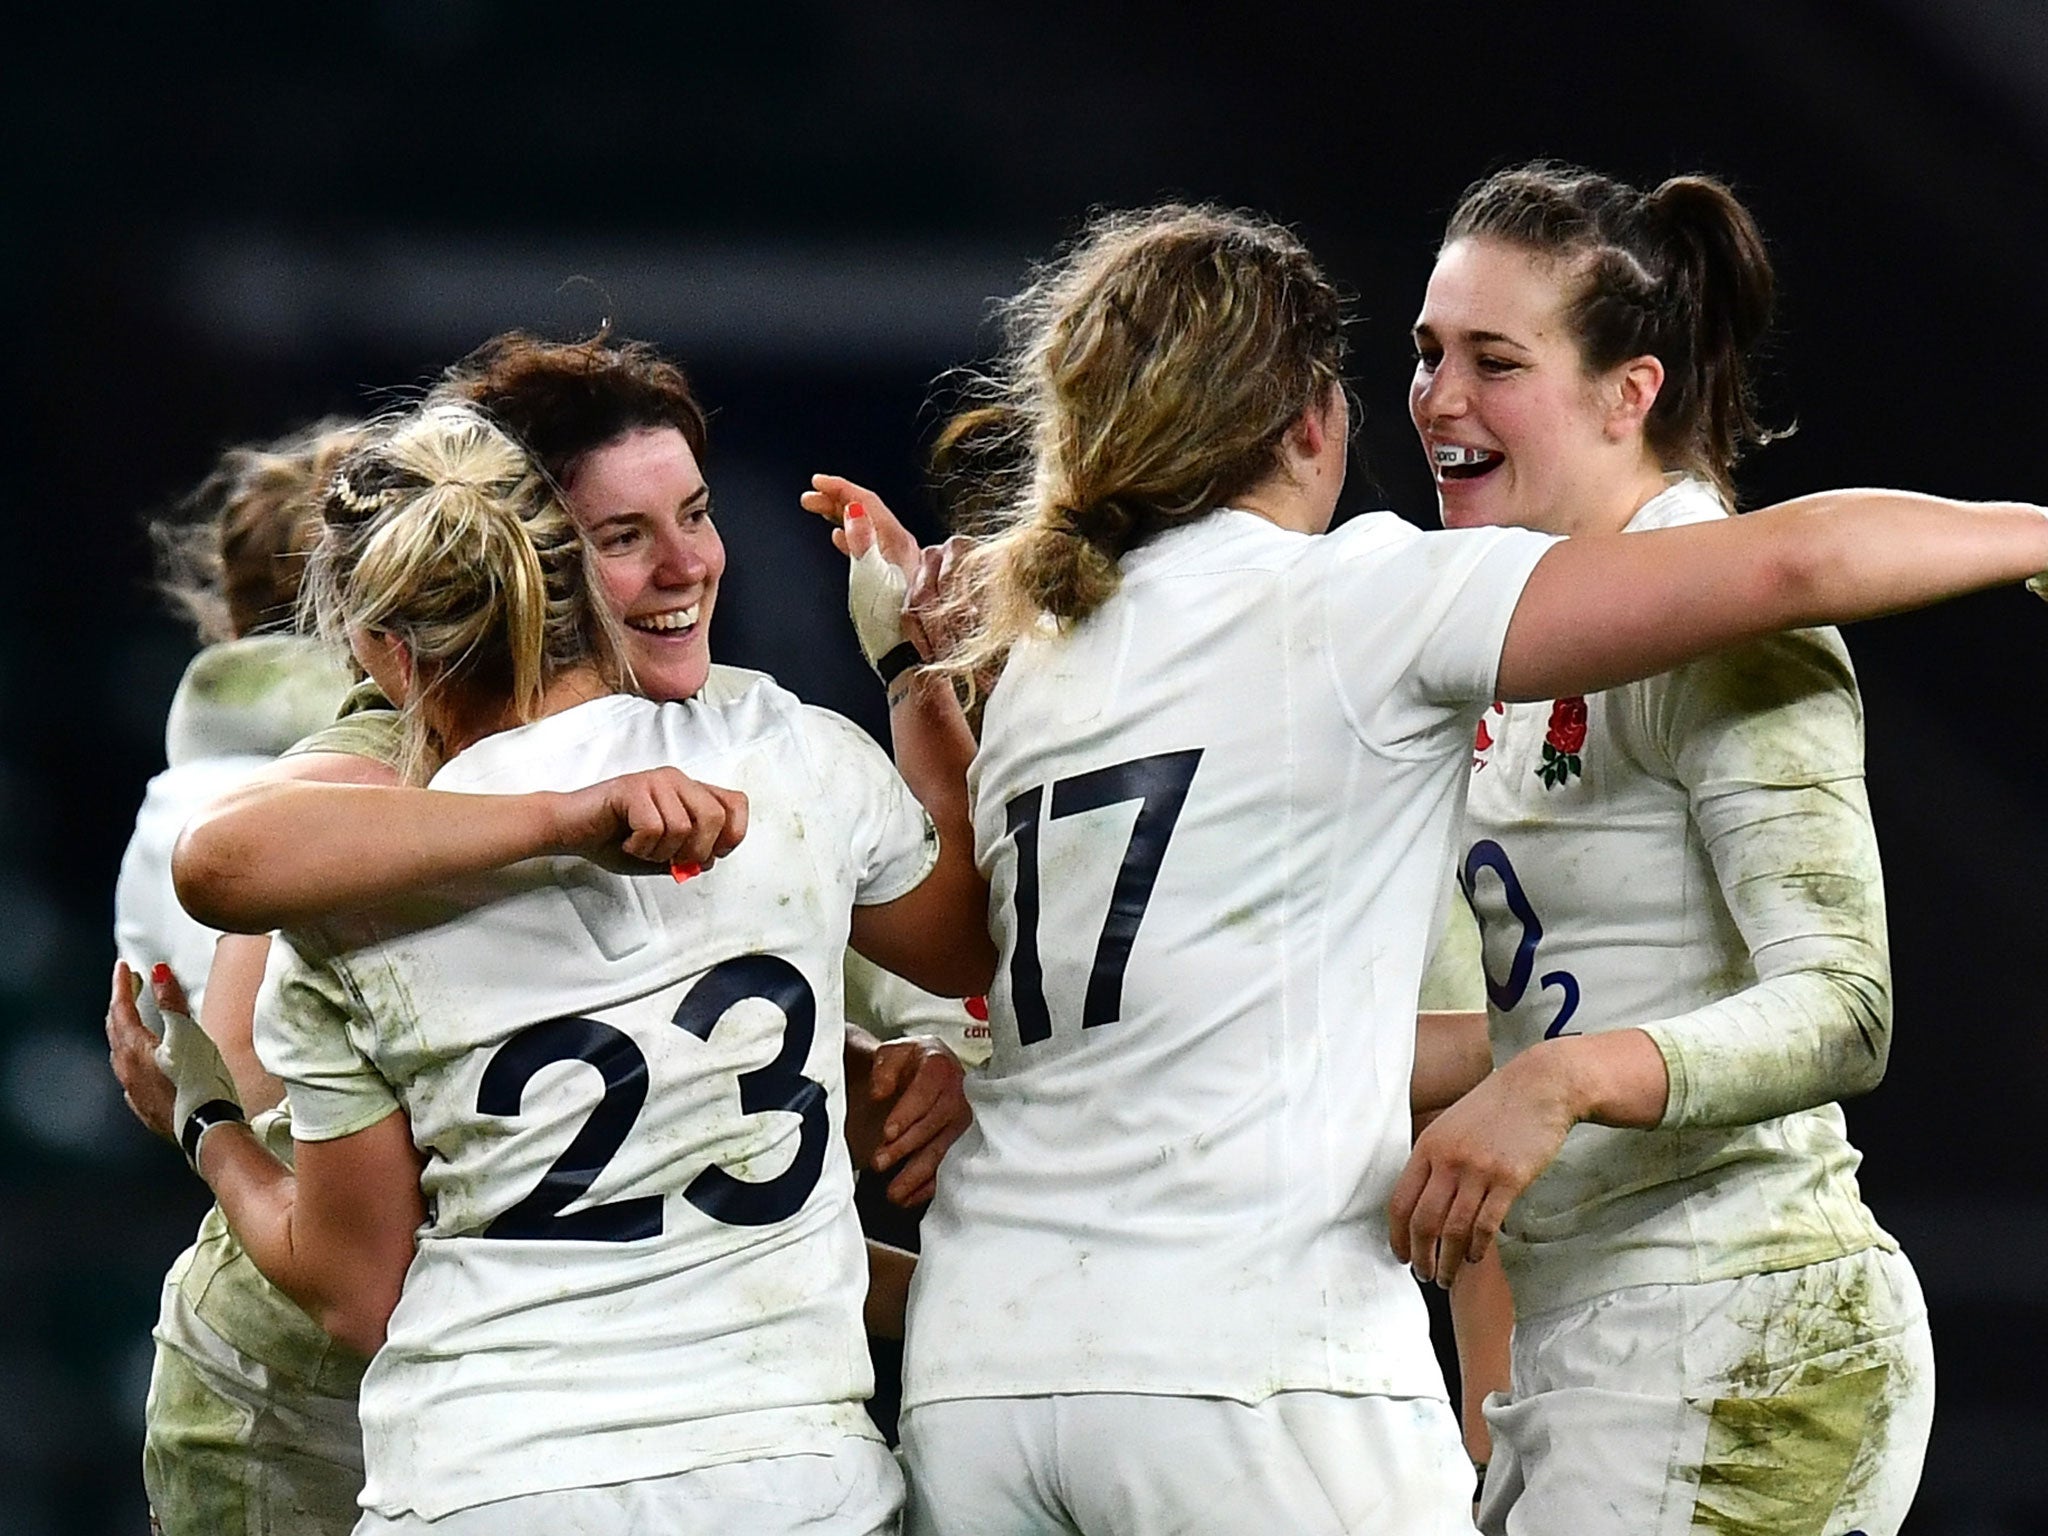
[166,635,355,766]
[1644,625,1863,785]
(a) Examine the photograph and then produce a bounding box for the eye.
[1412,344,1442,372]
[597,524,644,552]
[1478,355,1521,376]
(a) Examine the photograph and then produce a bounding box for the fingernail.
[151,963,172,987]
[671,862,701,883]
[847,502,866,520]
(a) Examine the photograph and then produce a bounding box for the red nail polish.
[847,502,865,519]
[671,862,702,883]
[151,963,172,987]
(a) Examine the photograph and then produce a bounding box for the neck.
[1557,456,1677,538]
[1234,472,1329,536]
[431,663,612,758]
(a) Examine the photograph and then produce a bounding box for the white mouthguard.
[1433,445,1497,469]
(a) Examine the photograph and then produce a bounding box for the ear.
[1287,382,1346,463]
[1606,354,1665,439]
[1289,401,1327,462]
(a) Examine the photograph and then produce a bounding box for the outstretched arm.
[175,765,748,933]
[1501,490,2048,701]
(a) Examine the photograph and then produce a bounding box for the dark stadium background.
[7,3,2046,1531]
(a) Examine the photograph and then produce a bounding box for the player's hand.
[802,474,923,568]
[868,1035,970,1207]
[903,535,982,667]
[802,475,928,678]
[1388,1045,1577,1289]
[108,959,246,1168]
[106,960,178,1143]
[549,768,748,873]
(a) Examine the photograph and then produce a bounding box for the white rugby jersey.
[114,635,353,1003]
[1461,477,1891,1316]
[904,508,1554,1408]
[257,680,938,1521]
[843,949,993,1068]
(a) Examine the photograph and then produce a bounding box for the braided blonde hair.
[302,403,625,780]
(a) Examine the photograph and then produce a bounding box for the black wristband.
[180,1098,246,1171]
[876,642,924,687]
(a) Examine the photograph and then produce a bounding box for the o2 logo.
[1459,840,1581,1038]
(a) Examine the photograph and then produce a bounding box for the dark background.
[5,3,2045,1531]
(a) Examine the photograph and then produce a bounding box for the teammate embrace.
[111,169,2048,1535]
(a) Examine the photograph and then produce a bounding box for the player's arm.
[1449,1245,1513,1473]
[197,1110,424,1356]
[1498,491,2048,702]
[105,958,423,1355]
[803,476,997,997]
[202,934,285,1115]
[864,1239,917,1341]
[1412,1010,1492,1115]
[848,664,996,997]
[175,764,747,933]
[1632,630,1890,1124]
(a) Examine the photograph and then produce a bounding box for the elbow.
[316,1266,405,1358]
[1767,507,1847,628]
[1827,968,1892,1100]
[912,934,999,1000]
[172,808,261,934]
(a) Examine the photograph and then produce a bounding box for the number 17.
[1002,748,1203,1045]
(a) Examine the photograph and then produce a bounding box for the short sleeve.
[1321,517,1557,754]
[253,940,402,1142]
[797,706,941,906]
[285,682,406,771]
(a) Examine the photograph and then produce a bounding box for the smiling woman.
[436,332,724,705]
[1400,162,1934,1536]
[128,396,992,1536]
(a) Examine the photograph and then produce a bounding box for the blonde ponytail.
[304,403,622,780]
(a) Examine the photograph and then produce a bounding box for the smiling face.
[1409,236,1664,537]
[562,426,724,703]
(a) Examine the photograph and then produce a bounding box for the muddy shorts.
[143,1285,364,1536]
[1478,1247,1932,1536]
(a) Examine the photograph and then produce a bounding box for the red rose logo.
[1536,696,1587,789]
[1546,697,1587,754]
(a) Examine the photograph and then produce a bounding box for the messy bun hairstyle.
[302,402,624,780]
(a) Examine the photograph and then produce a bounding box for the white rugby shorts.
[901,1390,1477,1535]
[1479,1247,1933,1536]
[350,1437,902,1535]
